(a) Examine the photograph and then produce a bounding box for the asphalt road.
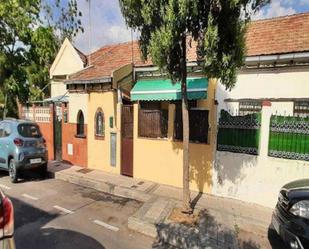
[0,171,154,249]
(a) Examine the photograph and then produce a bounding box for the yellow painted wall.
[68,93,89,124]
[133,79,217,193]
[87,91,121,174]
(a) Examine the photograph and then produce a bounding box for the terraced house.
[213,13,309,207]
[19,13,309,207]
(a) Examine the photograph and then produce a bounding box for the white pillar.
[259,101,272,159]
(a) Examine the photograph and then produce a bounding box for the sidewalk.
[48,161,274,249]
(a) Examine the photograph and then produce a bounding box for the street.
[0,171,154,249]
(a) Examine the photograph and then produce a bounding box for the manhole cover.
[77,168,94,174]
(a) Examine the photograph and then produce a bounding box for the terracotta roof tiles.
[69,12,309,81]
[246,12,309,56]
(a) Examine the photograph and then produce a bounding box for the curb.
[48,169,152,203]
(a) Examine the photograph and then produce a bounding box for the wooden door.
[121,105,134,177]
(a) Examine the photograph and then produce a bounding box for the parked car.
[0,119,48,183]
[272,179,309,249]
[0,189,15,249]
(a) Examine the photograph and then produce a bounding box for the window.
[294,101,309,117]
[95,108,104,138]
[138,102,168,139]
[174,104,209,144]
[76,110,85,137]
[239,101,262,116]
[18,124,41,138]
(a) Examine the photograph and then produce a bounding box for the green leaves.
[0,0,83,116]
[119,0,269,89]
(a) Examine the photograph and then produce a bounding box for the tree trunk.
[3,93,7,119]
[181,35,192,213]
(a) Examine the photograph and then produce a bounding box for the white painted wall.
[213,66,309,208]
[217,67,309,116]
[50,38,85,98]
[51,80,68,97]
[213,151,309,208]
[68,93,89,124]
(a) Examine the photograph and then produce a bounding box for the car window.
[18,124,42,138]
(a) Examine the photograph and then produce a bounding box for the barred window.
[138,102,168,139]
[76,110,85,136]
[174,104,209,144]
[239,101,262,116]
[294,101,309,117]
[95,108,104,137]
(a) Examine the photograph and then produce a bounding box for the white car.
[0,190,15,249]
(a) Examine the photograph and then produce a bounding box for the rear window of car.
[18,124,42,138]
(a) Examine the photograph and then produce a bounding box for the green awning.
[131,78,208,101]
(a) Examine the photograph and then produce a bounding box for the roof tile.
[69,12,309,81]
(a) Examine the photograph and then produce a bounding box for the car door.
[0,123,6,168]
[0,123,11,169]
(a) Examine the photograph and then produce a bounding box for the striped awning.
[131,78,208,101]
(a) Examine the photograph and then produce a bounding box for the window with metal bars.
[138,102,168,139]
[294,101,309,117]
[76,110,85,136]
[174,103,209,144]
[95,108,105,138]
[239,101,262,116]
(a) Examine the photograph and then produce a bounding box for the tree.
[119,0,269,213]
[0,0,83,118]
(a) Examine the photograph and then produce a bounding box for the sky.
[74,0,309,54]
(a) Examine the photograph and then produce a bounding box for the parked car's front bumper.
[272,204,309,249]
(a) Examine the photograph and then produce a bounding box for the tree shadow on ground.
[152,209,238,249]
[9,197,106,249]
[151,209,287,249]
[78,186,142,208]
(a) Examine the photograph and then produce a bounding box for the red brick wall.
[62,122,88,167]
[38,122,54,161]
[19,103,55,161]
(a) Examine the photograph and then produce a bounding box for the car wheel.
[9,159,18,183]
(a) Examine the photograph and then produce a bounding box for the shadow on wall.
[189,143,213,193]
[214,83,260,189]
[216,82,230,118]
[10,196,106,249]
[171,141,213,193]
[214,152,258,186]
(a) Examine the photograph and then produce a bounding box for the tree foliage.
[0,0,83,116]
[119,0,270,212]
[119,0,269,89]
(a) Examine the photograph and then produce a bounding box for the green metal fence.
[217,110,261,155]
[268,115,309,161]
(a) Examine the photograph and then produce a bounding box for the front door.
[53,103,62,161]
[121,105,134,177]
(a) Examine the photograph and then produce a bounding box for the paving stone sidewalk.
[48,162,274,249]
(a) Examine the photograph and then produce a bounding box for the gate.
[54,103,62,161]
[121,105,134,177]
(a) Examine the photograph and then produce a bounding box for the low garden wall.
[212,103,309,208]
